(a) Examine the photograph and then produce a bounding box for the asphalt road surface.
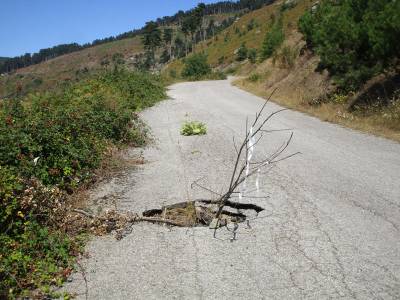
[66,79,400,299]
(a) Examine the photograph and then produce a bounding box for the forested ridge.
[0,0,274,73]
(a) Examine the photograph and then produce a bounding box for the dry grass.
[235,56,400,142]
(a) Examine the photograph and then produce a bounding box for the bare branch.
[191,179,221,196]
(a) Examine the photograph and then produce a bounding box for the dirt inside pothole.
[69,200,264,240]
[143,200,264,228]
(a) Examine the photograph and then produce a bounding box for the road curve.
[66,79,400,299]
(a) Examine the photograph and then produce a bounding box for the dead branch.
[72,208,188,227]
[138,216,188,227]
[213,90,298,222]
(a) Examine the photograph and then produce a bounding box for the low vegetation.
[182,53,212,79]
[174,53,226,82]
[0,68,165,298]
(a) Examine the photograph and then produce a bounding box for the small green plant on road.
[181,121,207,136]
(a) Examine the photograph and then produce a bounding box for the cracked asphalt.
[65,79,400,299]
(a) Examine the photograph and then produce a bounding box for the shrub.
[112,53,125,65]
[247,73,261,82]
[261,19,284,60]
[225,66,238,74]
[0,69,165,297]
[247,18,256,31]
[247,49,257,64]
[169,69,177,78]
[207,71,227,80]
[182,53,211,80]
[181,121,207,136]
[273,45,298,68]
[298,0,400,91]
[32,77,43,87]
[236,43,248,61]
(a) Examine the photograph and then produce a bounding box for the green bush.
[0,69,165,297]
[236,43,248,61]
[182,53,211,80]
[261,19,285,60]
[298,0,400,91]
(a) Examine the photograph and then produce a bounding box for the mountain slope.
[0,36,143,97]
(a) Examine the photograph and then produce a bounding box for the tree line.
[0,0,274,74]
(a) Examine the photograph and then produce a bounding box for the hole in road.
[142,200,264,227]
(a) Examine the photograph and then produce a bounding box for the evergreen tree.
[299,0,400,90]
[142,21,162,68]
[142,21,162,52]
[261,19,284,60]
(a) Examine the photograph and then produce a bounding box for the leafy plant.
[181,121,207,136]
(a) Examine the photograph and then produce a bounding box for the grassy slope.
[165,0,399,142]
[0,36,143,97]
[164,1,305,77]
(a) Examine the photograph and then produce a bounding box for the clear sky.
[0,0,224,57]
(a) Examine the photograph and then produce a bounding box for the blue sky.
[0,0,224,57]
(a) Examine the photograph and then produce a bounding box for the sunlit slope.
[0,36,143,97]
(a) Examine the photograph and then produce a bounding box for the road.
[66,79,400,299]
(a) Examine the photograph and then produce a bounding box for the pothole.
[142,200,264,228]
[71,200,264,240]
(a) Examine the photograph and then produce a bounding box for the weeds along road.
[66,79,400,299]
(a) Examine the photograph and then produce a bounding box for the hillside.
[164,0,400,141]
[0,36,143,97]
